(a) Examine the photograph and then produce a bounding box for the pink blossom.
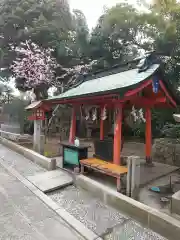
[11,40,59,89]
[11,40,97,93]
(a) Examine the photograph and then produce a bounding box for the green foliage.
[55,9,91,67]
[89,3,140,69]
[0,0,73,69]
[99,3,142,46]
[131,122,146,139]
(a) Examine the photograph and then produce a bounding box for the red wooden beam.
[125,79,152,97]
[46,99,126,110]
[113,104,123,165]
[100,106,104,140]
[44,79,177,110]
[47,94,119,105]
[159,80,177,107]
[69,107,76,144]
[45,95,172,111]
[131,96,167,106]
[72,98,124,106]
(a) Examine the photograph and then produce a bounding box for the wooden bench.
[80,158,128,192]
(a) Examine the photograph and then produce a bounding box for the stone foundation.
[1,123,21,133]
[152,138,180,166]
[172,190,180,215]
[0,130,32,143]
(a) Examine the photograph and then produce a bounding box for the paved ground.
[139,162,178,186]
[0,144,168,239]
[0,164,83,239]
[27,170,73,193]
[0,144,46,177]
[139,171,180,215]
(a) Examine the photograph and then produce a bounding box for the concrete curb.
[76,175,180,240]
[172,190,180,215]
[0,136,56,171]
[0,159,101,240]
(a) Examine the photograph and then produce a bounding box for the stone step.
[27,169,73,193]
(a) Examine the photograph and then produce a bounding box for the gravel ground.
[48,186,167,239]
[48,185,127,235]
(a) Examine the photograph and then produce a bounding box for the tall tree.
[54,9,90,68]
[72,9,90,62]
[89,3,143,71]
[0,0,73,71]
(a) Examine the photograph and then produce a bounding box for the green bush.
[161,124,180,139]
[130,122,146,138]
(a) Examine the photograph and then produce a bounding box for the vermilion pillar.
[145,107,152,164]
[100,106,104,140]
[69,106,76,144]
[113,105,123,165]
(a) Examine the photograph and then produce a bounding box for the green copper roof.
[48,64,160,101]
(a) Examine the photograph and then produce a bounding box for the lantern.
[26,101,51,121]
[28,108,45,121]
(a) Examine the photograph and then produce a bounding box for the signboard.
[28,109,45,121]
[64,148,79,165]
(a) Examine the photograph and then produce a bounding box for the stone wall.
[0,130,32,143]
[152,138,180,166]
[1,123,21,134]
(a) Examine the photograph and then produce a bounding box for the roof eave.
[46,76,156,104]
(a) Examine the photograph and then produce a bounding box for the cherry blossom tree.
[11,40,96,101]
[11,40,60,100]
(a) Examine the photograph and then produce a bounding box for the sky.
[69,0,132,29]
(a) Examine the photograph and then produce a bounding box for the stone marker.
[126,157,132,197]
[131,156,141,199]
[126,156,141,199]
[33,120,41,153]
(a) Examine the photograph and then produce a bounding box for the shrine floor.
[0,143,170,240]
[139,170,180,214]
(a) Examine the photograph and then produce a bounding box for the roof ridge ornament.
[137,52,159,73]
